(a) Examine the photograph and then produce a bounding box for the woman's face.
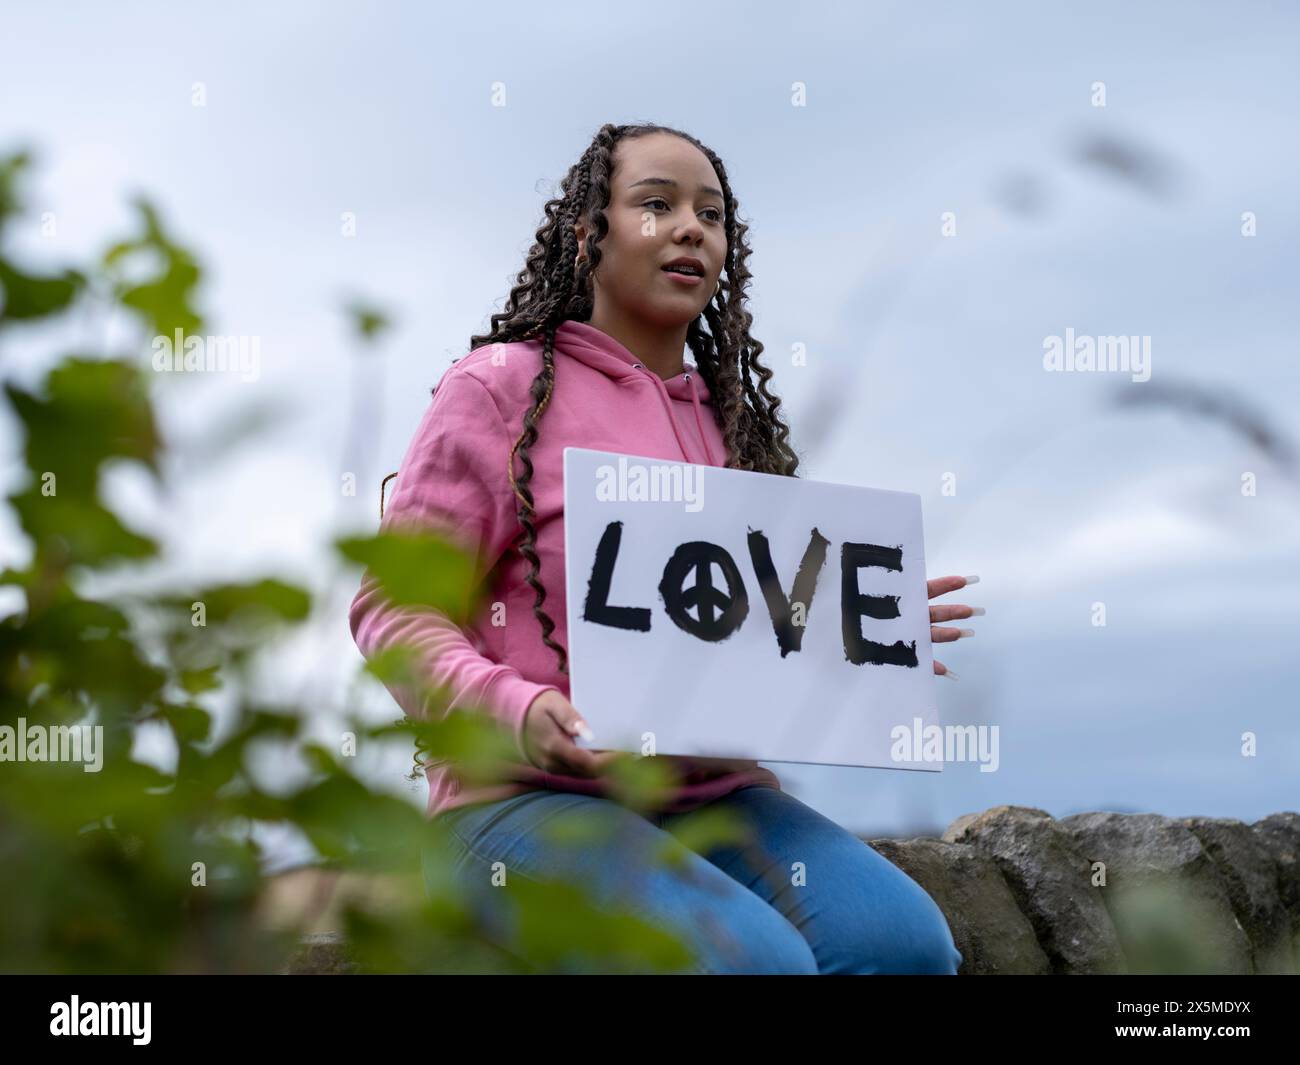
[574,132,728,329]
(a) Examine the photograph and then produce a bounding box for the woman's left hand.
[927,574,981,680]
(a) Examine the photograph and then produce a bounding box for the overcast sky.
[2,1,1296,863]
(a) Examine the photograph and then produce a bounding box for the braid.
[506,327,569,676]
[379,471,398,519]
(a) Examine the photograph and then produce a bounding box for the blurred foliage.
[0,148,751,974]
[342,298,391,344]
[1103,879,1253,976]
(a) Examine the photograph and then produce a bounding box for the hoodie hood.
[552,319,725,467]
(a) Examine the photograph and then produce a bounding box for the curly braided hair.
[390,122,800,780]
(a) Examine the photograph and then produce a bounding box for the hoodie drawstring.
[633,363,720,467]
[685,374,722,467]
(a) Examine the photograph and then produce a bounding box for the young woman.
[350,122,978,974]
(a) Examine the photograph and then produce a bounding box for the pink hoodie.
[349,319,782,819]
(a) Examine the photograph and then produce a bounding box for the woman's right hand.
[520,690,626,778]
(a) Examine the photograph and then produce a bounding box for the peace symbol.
[658,541,750,641]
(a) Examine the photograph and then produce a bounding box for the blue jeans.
[422,784,963,974]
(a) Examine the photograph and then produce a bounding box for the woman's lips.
[661,268,704,286]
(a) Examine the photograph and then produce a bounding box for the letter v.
[747,526,830,657]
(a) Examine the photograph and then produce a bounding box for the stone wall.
[868,807,1299,974]
[279,806,1300,974]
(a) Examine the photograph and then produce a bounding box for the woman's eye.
[645,198,723,224]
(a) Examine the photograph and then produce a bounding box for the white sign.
[562,448,939,771]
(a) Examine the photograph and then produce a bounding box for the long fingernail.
[958,628,975,638]
[969,607,986,616]
[942,670,960,681]
[573,722,595,742]
[963,575,980,585]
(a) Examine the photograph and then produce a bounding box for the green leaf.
[657,804,755,859]
[335,529,478,617]
[157,701,214,745]
[102,198,204,338]
[9,487,158,569]
[7,597,168,719]
[0,259,84,323]
[0,149,34,226]
[360,643,422,688]
[506,874,694,973]
[343,298,392,344]
[368,708,518,784]
[176,665,223,697]
[5,357,162,491]
[158,579,312,627]
[600,753,681,815]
